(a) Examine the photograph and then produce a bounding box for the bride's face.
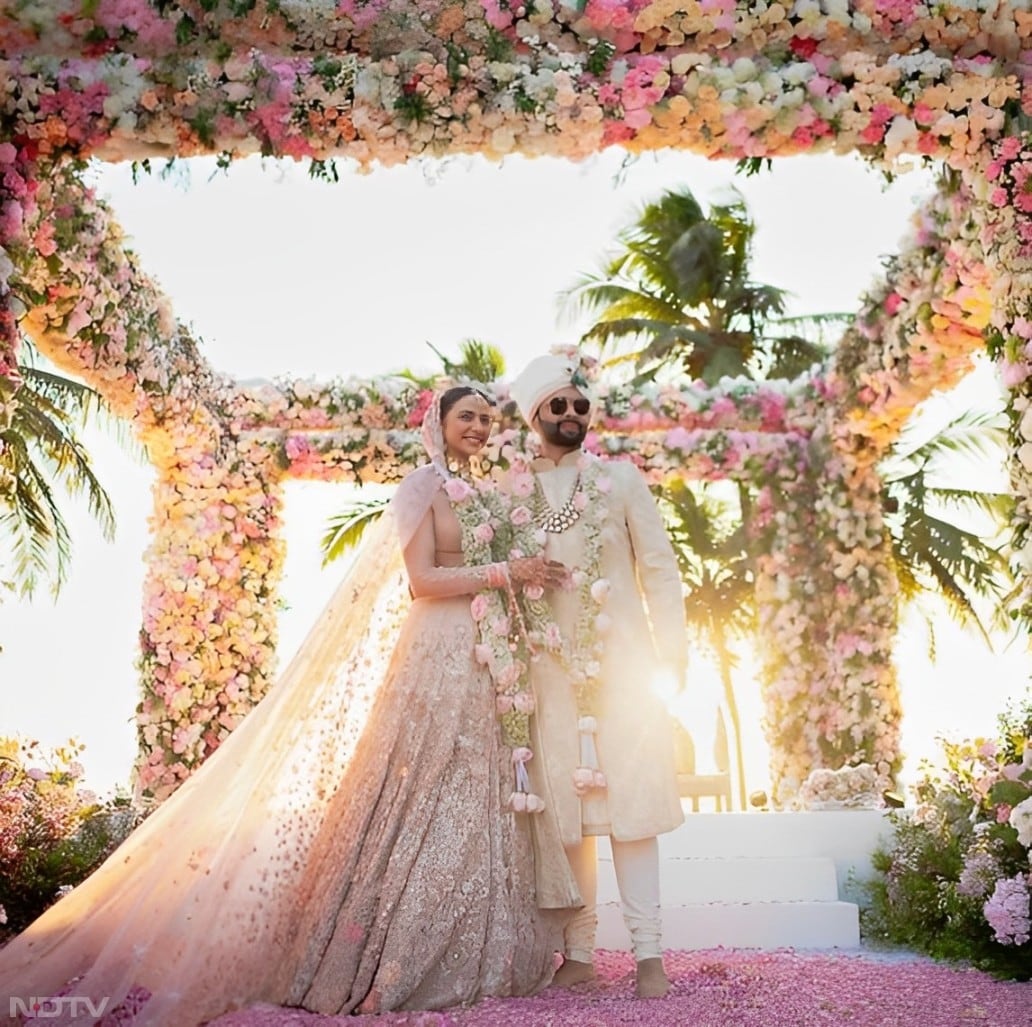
[442,394,495,464]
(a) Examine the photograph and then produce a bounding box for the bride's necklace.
[446,455,482,482]
[535,473,582,533]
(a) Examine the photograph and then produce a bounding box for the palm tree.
[319,338,506,565]
[880,407,1017,651]
[0,342,118,599]
[558,186,848,385]
[659,478,755,808]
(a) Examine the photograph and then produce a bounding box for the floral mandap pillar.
[973,134,1032,631]
[134,430,286,799]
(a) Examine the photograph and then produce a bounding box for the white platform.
[594,808,894,951]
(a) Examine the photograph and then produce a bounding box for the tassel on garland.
[573,715,607,797]
[507,746,545,813]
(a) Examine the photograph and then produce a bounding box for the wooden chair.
[673,706,733,812]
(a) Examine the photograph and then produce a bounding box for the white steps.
[593,808,893,951]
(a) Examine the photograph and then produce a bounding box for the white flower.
[1010,797,1032,848]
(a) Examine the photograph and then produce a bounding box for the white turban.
[509,353,594,425]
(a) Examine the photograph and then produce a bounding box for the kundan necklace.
[534,472,583,533]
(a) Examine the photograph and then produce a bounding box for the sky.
[2,146,1028,799]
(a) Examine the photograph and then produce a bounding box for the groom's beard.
[538,418,588,450]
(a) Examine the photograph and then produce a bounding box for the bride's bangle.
[485,562,510,589]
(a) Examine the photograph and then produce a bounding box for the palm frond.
[750,334,831,380]
[320,498,390,567]
[426,338,506,384]
[11,403,116,541]
[564,278,685,330]
[19,343,146,463]
[0,434,73,596]
[888,408,1006,468]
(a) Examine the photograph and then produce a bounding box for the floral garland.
[505,449,612,795]
[979,135,1032,627]
[443,471,545,814]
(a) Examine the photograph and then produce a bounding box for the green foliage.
[426,338,506,385]
[860,691,1032,980]
[586,39,616,76]
[394,90,431,124]
[735,157,773,177]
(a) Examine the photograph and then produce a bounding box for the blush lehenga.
[0,392,579,1026]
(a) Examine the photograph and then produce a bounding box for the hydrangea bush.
[0,737,141,937]
[862,691,1032,980]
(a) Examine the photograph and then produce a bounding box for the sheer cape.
[0,480,446,1022]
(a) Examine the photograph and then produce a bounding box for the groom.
[509,349,688,999]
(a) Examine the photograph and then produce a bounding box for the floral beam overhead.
[0,0,1024,168]
[1,1,1030,803]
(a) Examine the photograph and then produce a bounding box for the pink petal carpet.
[210,949,1032,1027]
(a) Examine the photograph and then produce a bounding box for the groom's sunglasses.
[546,396,591,417]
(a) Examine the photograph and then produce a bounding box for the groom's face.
[535,386,591,450]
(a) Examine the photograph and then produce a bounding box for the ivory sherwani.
[527,450,686,847]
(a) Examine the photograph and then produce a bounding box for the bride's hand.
[509,557,569,590]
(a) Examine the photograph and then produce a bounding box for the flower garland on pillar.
[751,461,828,805]
[135,438,286,800]
[976,135,1032,629]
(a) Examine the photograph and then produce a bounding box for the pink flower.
[406,389,434,427]
[513,692,536,714]
[884,292,903,316]
[983,875,1031,946]
[999,361,1030,388]
[510,505,532,526]
[509,471,536,498]
[470,594,489,621]
[444,478,474,502]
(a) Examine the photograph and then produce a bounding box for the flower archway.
[1,1,1028,804]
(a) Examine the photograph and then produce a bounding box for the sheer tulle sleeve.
[403,501,505,599]
[393,464,507,600]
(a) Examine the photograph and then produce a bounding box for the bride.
[0,382,579,1024]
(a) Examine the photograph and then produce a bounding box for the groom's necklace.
[535,473,582,533]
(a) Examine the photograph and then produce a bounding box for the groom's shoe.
[550,958,597,988]
[635,957,669,998]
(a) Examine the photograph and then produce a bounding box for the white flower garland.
[507,451,613,795]
[444,473,545,814]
